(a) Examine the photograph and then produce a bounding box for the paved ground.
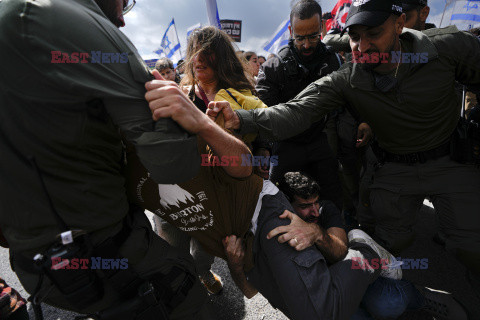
[1,204,478,320]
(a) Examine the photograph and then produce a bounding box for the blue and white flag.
[205,0,221,29]
[187,23,202,40]
[262,19,291,54]
[155,18,182,63]
[450,0,480,30]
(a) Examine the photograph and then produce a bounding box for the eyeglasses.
[292,33,321,45]
[123,0,136,15]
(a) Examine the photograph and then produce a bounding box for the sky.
[120,0,456,62]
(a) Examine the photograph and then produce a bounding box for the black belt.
[13,212,194,315]
[12,217,131,276]
[381,141,450,164]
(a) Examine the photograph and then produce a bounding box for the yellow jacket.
[214,88,267,143]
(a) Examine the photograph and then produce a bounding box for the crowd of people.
[1,0,479,319]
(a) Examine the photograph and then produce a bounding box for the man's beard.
[413,19,423,31]
[360,33,398,71]
[298,46,316,62]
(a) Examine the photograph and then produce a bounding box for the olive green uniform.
[323,33,351,53]
[236,27,480,280]
[0,0,205,317]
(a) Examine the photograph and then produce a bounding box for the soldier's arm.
[323,33,351,53]
[427,27,480,91]
[454,32,480,91]
[145,77,252,179]
[255,57,282,106]
[236,71,348,141]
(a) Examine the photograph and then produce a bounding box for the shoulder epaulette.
[423,25,459,37]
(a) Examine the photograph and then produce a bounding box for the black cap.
[402,0,427,11]
[343,0,403,35]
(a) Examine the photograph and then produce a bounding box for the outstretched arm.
[206,75,346,141]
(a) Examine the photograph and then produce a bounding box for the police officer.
[0,0,208,318]
[206,0,480,301]
[256,0,345,210]
[323,0,436,53]
[327,0,439,233]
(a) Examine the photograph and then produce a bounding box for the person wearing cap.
[328,0,439,240]
[323,0,436,54]
[199,0,480,309]
[403,0,436,31]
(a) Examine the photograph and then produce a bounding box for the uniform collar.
[350,28,439,91]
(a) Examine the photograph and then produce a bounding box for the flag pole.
[172,18,183,59]
[439,3,448,27]
[449,2,456,26]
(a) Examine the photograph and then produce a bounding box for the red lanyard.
[197,84,210,107]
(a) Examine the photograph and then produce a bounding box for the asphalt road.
[1,205,478,320]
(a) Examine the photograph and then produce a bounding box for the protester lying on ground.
[225,171,466,319]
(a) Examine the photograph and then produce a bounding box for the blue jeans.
[351,277,424,319]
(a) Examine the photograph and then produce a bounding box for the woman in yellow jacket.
[157,26,270,295]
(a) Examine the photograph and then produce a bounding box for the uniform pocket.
[292,249,331,319]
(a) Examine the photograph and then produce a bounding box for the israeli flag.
[450,0,480,30]
[262,19,291,54]
[155,18,182,63]
[205,0,221,29]
[187,23,202,40]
